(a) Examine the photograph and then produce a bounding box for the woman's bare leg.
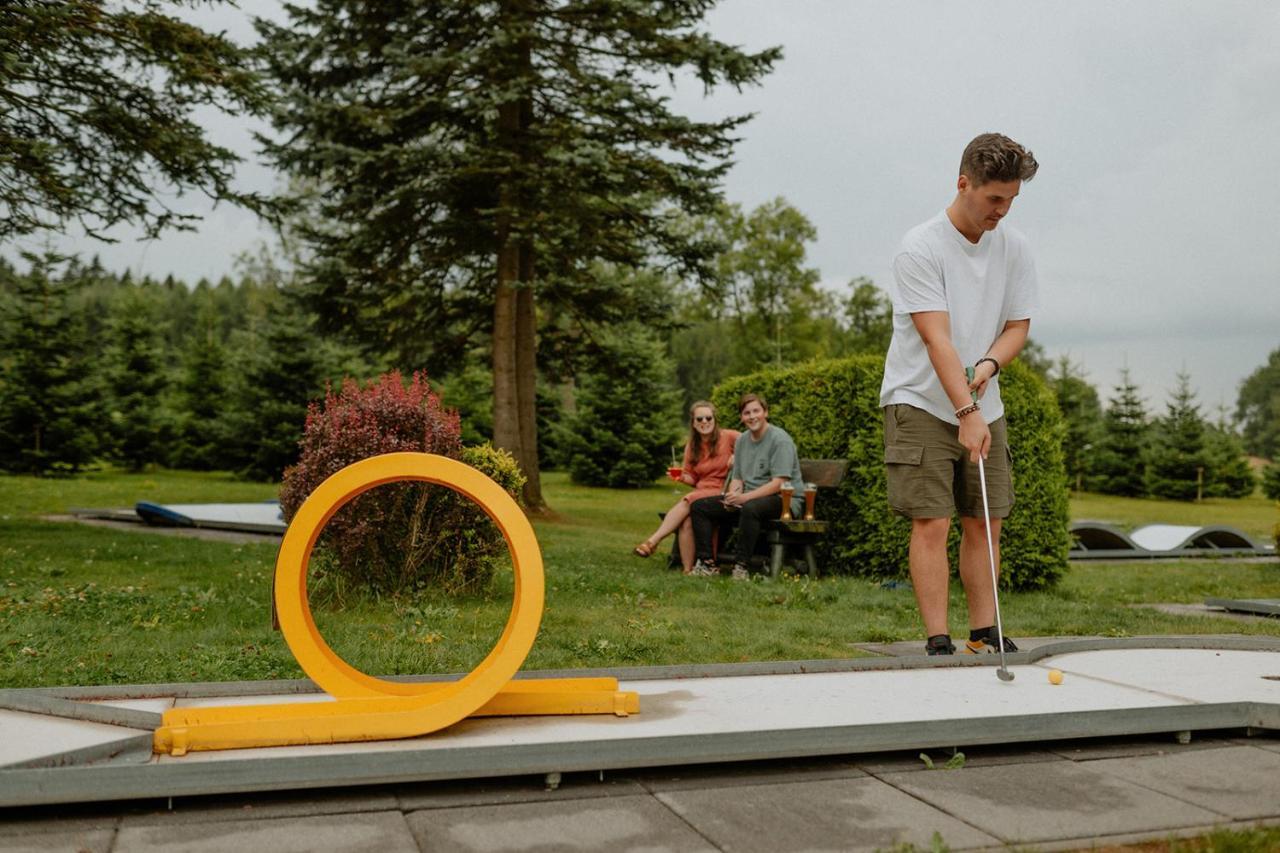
[645,499,690,551]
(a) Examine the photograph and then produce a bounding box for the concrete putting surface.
[2,638,1278,809]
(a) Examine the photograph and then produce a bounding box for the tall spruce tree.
[564,324,680,488]
[1203,423,1256,498]
[1092,367,1149,496]
[257,1,780,509]
[102,286,170,470]
[1145,372,1211,501]
[222,306,328,482]
[1049,356,1102,492]
[169,295,231,470]
[0,253,102,474]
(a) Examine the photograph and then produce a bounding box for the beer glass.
[803,482,817,520]
[779,480,794,520]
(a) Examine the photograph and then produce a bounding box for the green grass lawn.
[2,470,1277,689]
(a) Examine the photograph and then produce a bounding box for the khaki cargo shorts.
[883,404,1014,519]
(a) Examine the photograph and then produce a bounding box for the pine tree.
[1048,356,1102,492]
[1203,407,1256,498]
[565,325,681,488]
[1092,368,1149,496]
[0,253,102,474]
[168,296,231,470]
[102,286,171,470]
[1262,462,1280,501]
[1145,372,1211,501]
[258,0,780,508]
[221,297,377,482]
[222,307,328,482]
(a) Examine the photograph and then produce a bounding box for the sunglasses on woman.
[694,415,715,423]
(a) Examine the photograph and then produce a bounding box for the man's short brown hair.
[959,133,1038,186]
[738,393,767,414]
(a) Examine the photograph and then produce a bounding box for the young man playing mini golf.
[879,133,1039,655]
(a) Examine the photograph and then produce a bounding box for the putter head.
[997,668,1015,682]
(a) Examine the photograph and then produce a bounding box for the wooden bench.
[764,459,848,578]
[663,458,848,577]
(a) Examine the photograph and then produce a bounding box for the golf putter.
[967,367,1014,683]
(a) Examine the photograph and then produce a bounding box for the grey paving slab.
[119,787,400,826]
[656,775,999,853]
[397,771,647,810]
[636,755,865,792]
[880,760,1223,844]
[1049,733,1238,762]
[113,810,418,852]
[1087,745,1280,820]
[0,827,114,853]
[405,794,716,852]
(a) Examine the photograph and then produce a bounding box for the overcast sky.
[8,0,1278,413]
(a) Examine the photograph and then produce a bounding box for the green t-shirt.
[731,424,804,516]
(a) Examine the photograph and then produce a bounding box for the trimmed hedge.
[712,356,1069,590]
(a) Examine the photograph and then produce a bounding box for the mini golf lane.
[3,639,1278,807]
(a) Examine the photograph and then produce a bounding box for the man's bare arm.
[969,318,1030,397]
[910,310,990,461]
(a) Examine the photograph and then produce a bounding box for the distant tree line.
[0,199,892,486]
[1033,354,1276,502]
[0,252,378,479]
[3,238,1274,505]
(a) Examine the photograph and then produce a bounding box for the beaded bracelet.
[954,402,981,419]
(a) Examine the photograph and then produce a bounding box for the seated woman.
[633,400,738,573]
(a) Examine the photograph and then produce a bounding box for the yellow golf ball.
[1048,669,1064,685]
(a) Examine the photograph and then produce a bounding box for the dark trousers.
[690,494,783,565]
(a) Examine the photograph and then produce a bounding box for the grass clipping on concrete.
[1,469,1277,688]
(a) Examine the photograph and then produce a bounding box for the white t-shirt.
[878,210,1038,425]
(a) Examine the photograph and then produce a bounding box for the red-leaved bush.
[280,371,523,595]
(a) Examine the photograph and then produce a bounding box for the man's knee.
[912,517,951,549]
[960,516,1001,542]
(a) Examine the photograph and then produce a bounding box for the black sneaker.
[925,634,955,656]
[962,630,1018,654]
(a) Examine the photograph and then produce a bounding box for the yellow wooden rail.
[154,453,638,755]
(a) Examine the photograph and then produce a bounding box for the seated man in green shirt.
[689,393,804,580]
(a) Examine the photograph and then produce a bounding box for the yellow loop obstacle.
[153,453,637,755]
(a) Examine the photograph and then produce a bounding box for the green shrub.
[712,356,1069,590]
[279,372,522,596]
[1261,462,1280,501]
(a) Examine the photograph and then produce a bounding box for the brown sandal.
[633,540,656,558]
